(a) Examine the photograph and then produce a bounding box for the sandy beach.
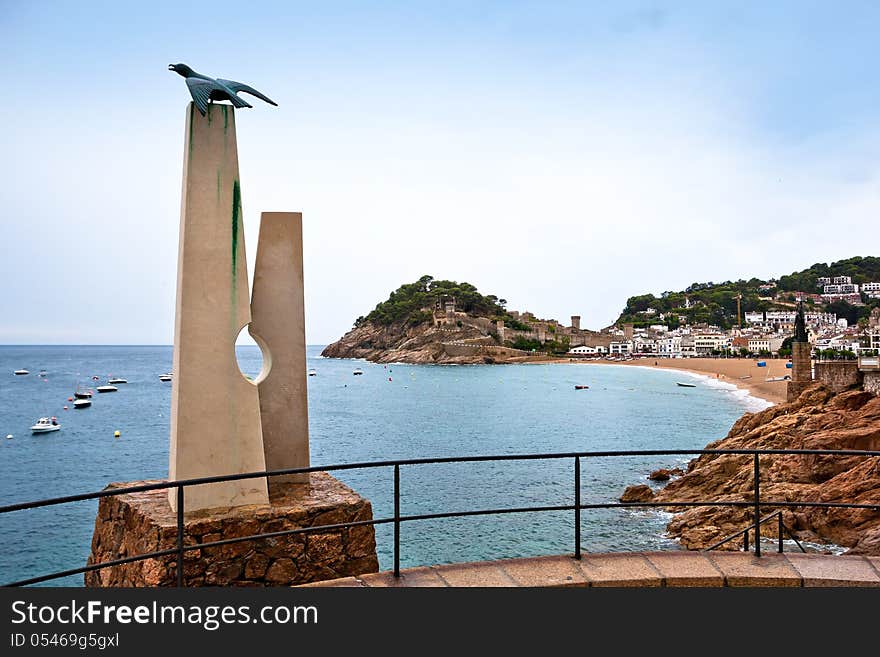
[570,357,793,404]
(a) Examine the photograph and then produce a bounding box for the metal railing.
[1,448,879,587]
[705,510,807,554]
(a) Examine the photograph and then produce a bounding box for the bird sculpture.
[168,63,278,116]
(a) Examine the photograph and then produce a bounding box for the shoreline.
[565,357,790,405]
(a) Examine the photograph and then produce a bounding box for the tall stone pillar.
[168,102,269,512]
[787,342,813,401]
[571,315,581,331]
[250,212,310,488]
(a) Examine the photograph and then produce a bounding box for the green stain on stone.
[231,179,241,307]
[223,105,228,134]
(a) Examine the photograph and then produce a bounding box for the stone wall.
[814,361,862,392]
[864,371,880,395]
[85,472,378,587]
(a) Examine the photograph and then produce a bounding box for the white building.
[817,277,832,286]
[568,345,605,355]
[832,276,852,285]
[824,283,859,295]
[862,282,880,292]
[694,335,730,355]
[747,337,785,354]
[658,336,682,357]
[609,341,632,355]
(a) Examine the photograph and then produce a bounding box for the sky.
[1,1,879,345]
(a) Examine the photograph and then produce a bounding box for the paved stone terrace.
[298,552,880,587]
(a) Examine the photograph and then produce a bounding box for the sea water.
[0,345,770,586]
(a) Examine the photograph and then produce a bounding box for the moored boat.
[353,368,364,376]
[96,385,118,393]
[14,369,29,375]
[159,373,173,382]
[73,399,91,409]
[30,417,60,434]
[676,382,696,388]
[108,377,128,384]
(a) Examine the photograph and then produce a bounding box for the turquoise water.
[0,345,769,585]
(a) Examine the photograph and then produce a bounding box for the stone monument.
[787,299,813,401]
[86,83,378,586]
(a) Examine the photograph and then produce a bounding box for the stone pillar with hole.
[85,103,378,586]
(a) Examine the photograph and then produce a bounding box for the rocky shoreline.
[621,384,880,555]
[321,320,554,365]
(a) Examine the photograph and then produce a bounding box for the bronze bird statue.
[168,63,278,116]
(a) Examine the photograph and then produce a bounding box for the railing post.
[574,456,581,560]
[778,511,784,553]
[393,464,400,578]
[743,528,749,552]
[753,453,761,558]
[176,484,184,587]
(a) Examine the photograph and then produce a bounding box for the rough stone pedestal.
[787,341,813,402]
[85,472,379,587]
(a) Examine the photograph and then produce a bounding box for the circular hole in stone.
[235,326,267,382]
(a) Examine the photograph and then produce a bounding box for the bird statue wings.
[168,63,278,116]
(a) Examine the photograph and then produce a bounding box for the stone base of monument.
[85,472,379,587]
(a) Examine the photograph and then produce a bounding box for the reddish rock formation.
[620,484,655,503]
[627,384,880,553]
[648,468,684,481]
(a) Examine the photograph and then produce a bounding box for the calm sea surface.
[0,345,770,586]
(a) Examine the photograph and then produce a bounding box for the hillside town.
[526,275,880,359]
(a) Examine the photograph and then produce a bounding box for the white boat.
[96,385,118,393]
[159,373,173,381]
[74,389,93,399]
[31,417,60,434]
[308,369,317,377]
[353,368,364,376]
[14,369,28,375]
[108,377,127,384]
[73,399,91,409]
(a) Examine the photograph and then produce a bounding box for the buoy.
[388,377,392,381]
[5,434,12,440]
[68,397,73,402]
[114,430,121,438]
[63,406,68,410]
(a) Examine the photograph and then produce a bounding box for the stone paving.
[297,552,880,588]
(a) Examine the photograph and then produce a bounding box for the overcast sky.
[2,1,879,345]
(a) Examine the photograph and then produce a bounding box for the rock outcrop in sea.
[622,384,880,554]
[321,320,548,365]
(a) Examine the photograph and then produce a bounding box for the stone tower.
[571,315,581,331]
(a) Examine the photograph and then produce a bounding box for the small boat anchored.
[13,369,29,376]
[159,373,173,382]
[676,382,697,388]
[353,368,364,376]
[73,399,91,409]
[574,385,590,390]
[308,369,317,377]
[31,417,60,434]
[108,377,128,384]
[96,385,118,393]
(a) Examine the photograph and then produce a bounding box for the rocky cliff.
[321,320,547,364]
[622,384,880,554]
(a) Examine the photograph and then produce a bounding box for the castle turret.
[571,315,581,331]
